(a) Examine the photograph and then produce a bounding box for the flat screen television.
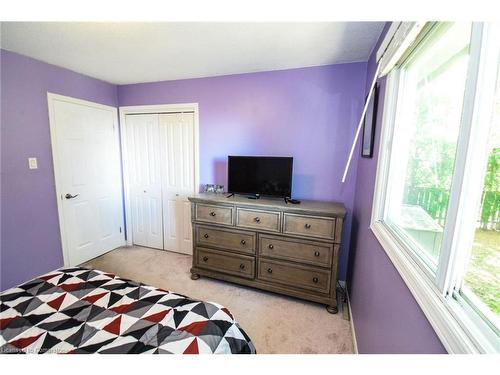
[227,156,293,198]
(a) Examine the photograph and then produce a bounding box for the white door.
[49,94,125,266]
[124,114,164,249]
[159,113,195,254]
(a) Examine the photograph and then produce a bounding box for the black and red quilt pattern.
[0,267,255,354]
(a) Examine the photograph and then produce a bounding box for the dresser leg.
[326,305,338,314]
[190,273,200,280]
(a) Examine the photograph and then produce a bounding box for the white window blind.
[341,22,427,183]
[377,22,426,77]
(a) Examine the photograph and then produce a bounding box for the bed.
[0,267,255,354]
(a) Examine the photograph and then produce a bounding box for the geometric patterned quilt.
[0,267,256,354]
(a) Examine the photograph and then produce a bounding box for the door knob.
[65,193,79,199]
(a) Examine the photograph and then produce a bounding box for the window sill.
[369,220,494,353]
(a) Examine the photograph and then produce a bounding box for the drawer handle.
[203,256,208,262]
[254,217,261,223]
[204,233,209,239]
[305,223,311,229]
[210,211,216,217]
[268,244,274,249]
[239,263,246,270]
[314,251,320,257]
[240,239,246,245]
[313,277,319,284]
[267,268,273,274]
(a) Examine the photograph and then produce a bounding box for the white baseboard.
[346,288,359,354]
[337,280,358,353]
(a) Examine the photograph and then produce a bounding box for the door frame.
[119,103,200,246]
[47,92,125,266]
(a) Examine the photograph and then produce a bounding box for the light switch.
[28,157,38,169]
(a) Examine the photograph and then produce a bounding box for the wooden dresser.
[188,193,346,313]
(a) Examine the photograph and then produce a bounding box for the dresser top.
[188,193,346,217]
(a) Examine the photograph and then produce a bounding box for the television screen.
[227,156,293,197]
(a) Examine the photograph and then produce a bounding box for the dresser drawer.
[283,213,336,240]
[258,259,330,294]
[236,208,280,232]
[196,225,256,255]
[259,234,333,267]
[196,248,255,279]
[195,204,233,225]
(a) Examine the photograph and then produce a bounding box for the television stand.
[188,193,346,314]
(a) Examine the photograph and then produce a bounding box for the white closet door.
[159,112,195,254]
[125,114,164,249]
[50,97,125,266]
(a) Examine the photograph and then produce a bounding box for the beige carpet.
[81,246,354,354]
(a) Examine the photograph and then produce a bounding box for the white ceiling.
[1,22,385,85]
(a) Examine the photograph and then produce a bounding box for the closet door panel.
[181,199,193,254]
[125,114,163,249]
[159,113,195,254]
[163,196,180,252]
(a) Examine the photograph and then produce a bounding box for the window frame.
[370,21,500,353]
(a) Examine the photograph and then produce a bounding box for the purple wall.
[118,63,368,281]
[1,53,366,290]
[348,25,447,353]
[1,40,447,354]
[0,50,118,291]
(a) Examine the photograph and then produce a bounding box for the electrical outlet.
[28,157,38,169]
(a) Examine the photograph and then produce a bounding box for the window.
[385,23,472,271]
[372,22,500,353]
[455,52,500,337]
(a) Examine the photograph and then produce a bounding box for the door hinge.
[119,227,122,233]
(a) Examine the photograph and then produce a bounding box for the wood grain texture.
[195,225,256,255]
[190,266,334,305]
[195,247,255,279]
[283,213,337,241]
[195,203,233,225]
[236,207,281,232]
[258,258,331,294]
[189,193,346,217]
[259,234,333,268]
[188,194,346,312]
